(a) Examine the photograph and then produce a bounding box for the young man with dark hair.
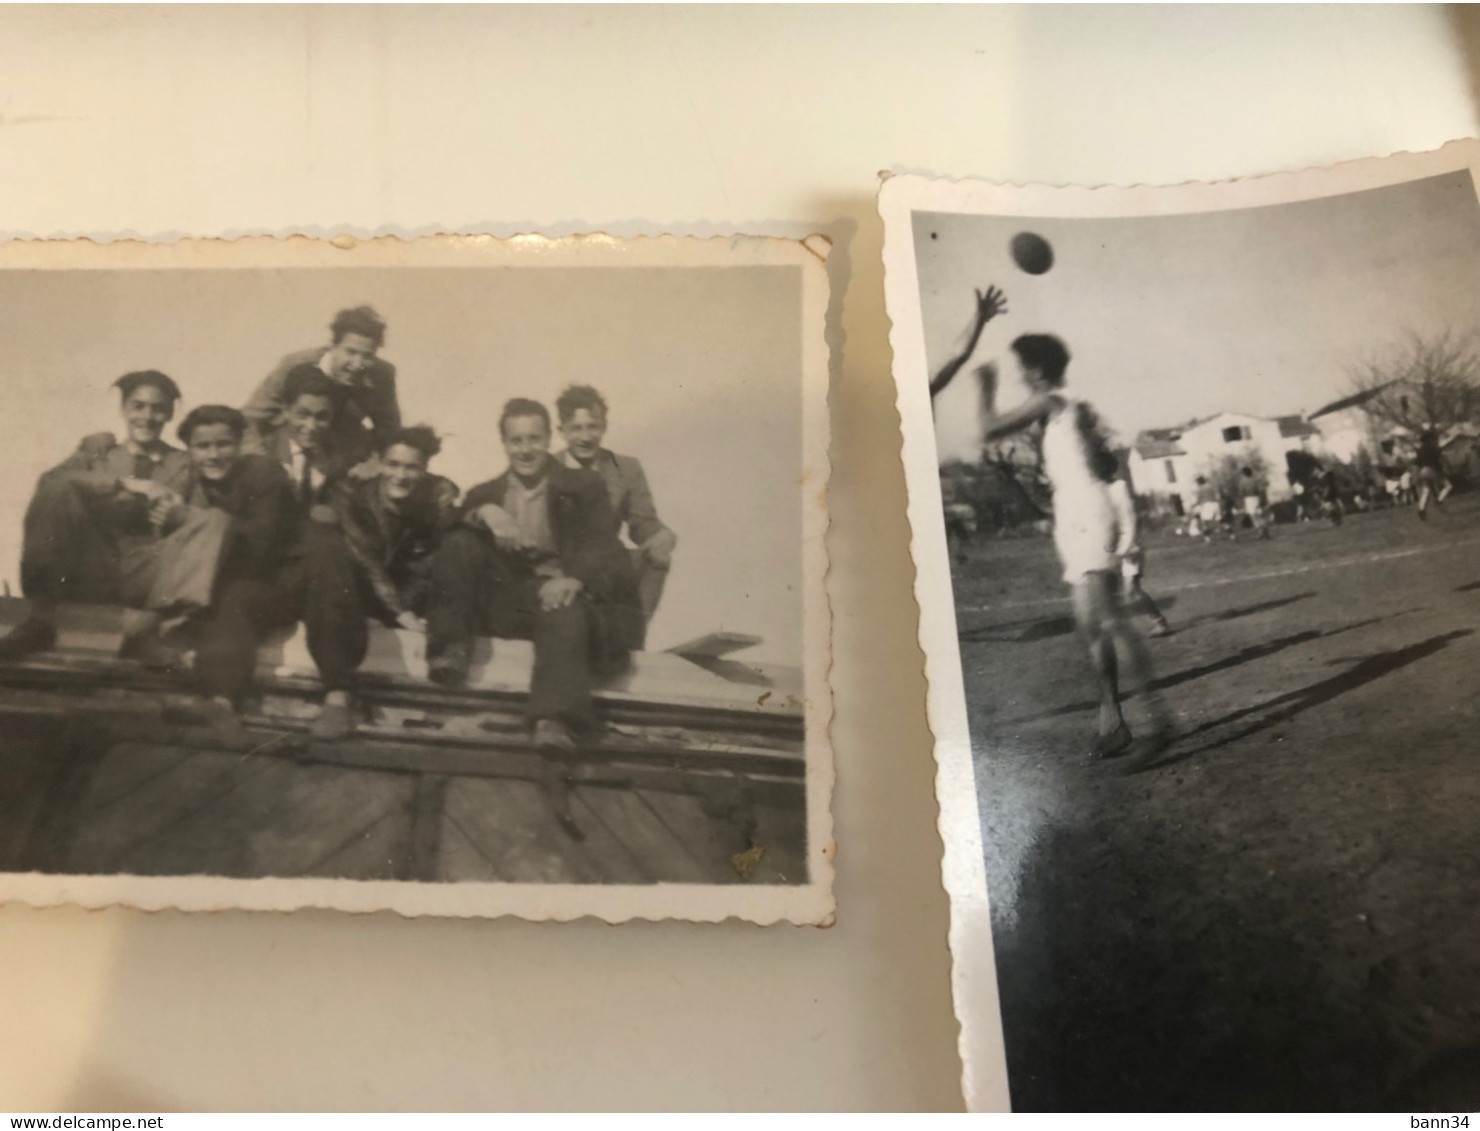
[0,371,229,664]
[426,398,643,760]
[241,305,401,465]
[328,426,459,633]
[253,364,354,513]
[193,382,373,741]
[554,383,677,637]
[153,405,295,741]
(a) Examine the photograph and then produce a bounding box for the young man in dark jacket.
[241,305,401,467]
[327,426,460,634]
[190,382,371,742]
[554,384,677,641]
[157,404,296,742]
[426,398,643,753]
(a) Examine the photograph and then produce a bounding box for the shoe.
[1148,621,1173,638]
[0,617,57,662]
[1116,727,1175,775]
[427,642,471,688]
[1090,721,1134,760]
[310,700,355,742]
[534,718,577,756]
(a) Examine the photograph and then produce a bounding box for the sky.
[912,170,1480,461]
[0,263,804,666]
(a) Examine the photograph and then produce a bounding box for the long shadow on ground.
[958,591,1313,647]
[990,802,1420,1110]
[1141,629,1473,771]
[1007,612,1411,725]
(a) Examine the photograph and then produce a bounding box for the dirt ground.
[951,495,1480,1111]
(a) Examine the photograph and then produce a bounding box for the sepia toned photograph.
[882,144,1480,1108]
[0,233,834,925]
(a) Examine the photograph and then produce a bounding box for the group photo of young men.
[0,304,679,761]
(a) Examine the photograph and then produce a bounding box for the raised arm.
[929,286,1007,400]
[975,362,1056,441]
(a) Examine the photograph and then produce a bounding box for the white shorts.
[1054,501,1119,584]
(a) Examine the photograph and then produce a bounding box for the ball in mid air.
[1010,231,1054,275]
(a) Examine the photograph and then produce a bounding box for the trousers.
[631,549,669,641]
[193,523,366,702]
[426,527,632,731]
[20,476,232,613]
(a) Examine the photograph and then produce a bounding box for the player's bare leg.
[1072,573,1132,759]
[1105,582,1176,766]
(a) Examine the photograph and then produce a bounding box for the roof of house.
[1277,414,1321,438]
[1135,409,1324,457]
[1307,380,1400,421]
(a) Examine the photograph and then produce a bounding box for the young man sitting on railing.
[0,371,239,668]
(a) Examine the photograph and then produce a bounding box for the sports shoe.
[0,617,57,662]
[427,642,471,688]
[310,700,355,742]
[1148,620,1173,638]
[1090,721,1134,761]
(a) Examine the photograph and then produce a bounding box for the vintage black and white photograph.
[0,233,833,924]
[882,144,1480,1108]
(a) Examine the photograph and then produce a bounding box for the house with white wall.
[1127,411,1324,512]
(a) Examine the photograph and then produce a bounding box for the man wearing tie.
[194,367,370,741]
[256,365,351,513]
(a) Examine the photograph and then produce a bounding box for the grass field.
[950,495,1480,1111]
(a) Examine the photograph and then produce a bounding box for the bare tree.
[1341,329,1480,434]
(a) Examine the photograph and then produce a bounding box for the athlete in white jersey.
[977,331,1169,761]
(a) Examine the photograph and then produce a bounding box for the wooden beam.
[0,597,804,720]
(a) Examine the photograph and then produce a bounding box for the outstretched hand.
[931,285,1009,402]
[974,285,1008,325]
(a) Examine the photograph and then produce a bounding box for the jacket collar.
[557,447,614,472]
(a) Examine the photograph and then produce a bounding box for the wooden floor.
[0,597,809,887]
[0,703,807,887]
